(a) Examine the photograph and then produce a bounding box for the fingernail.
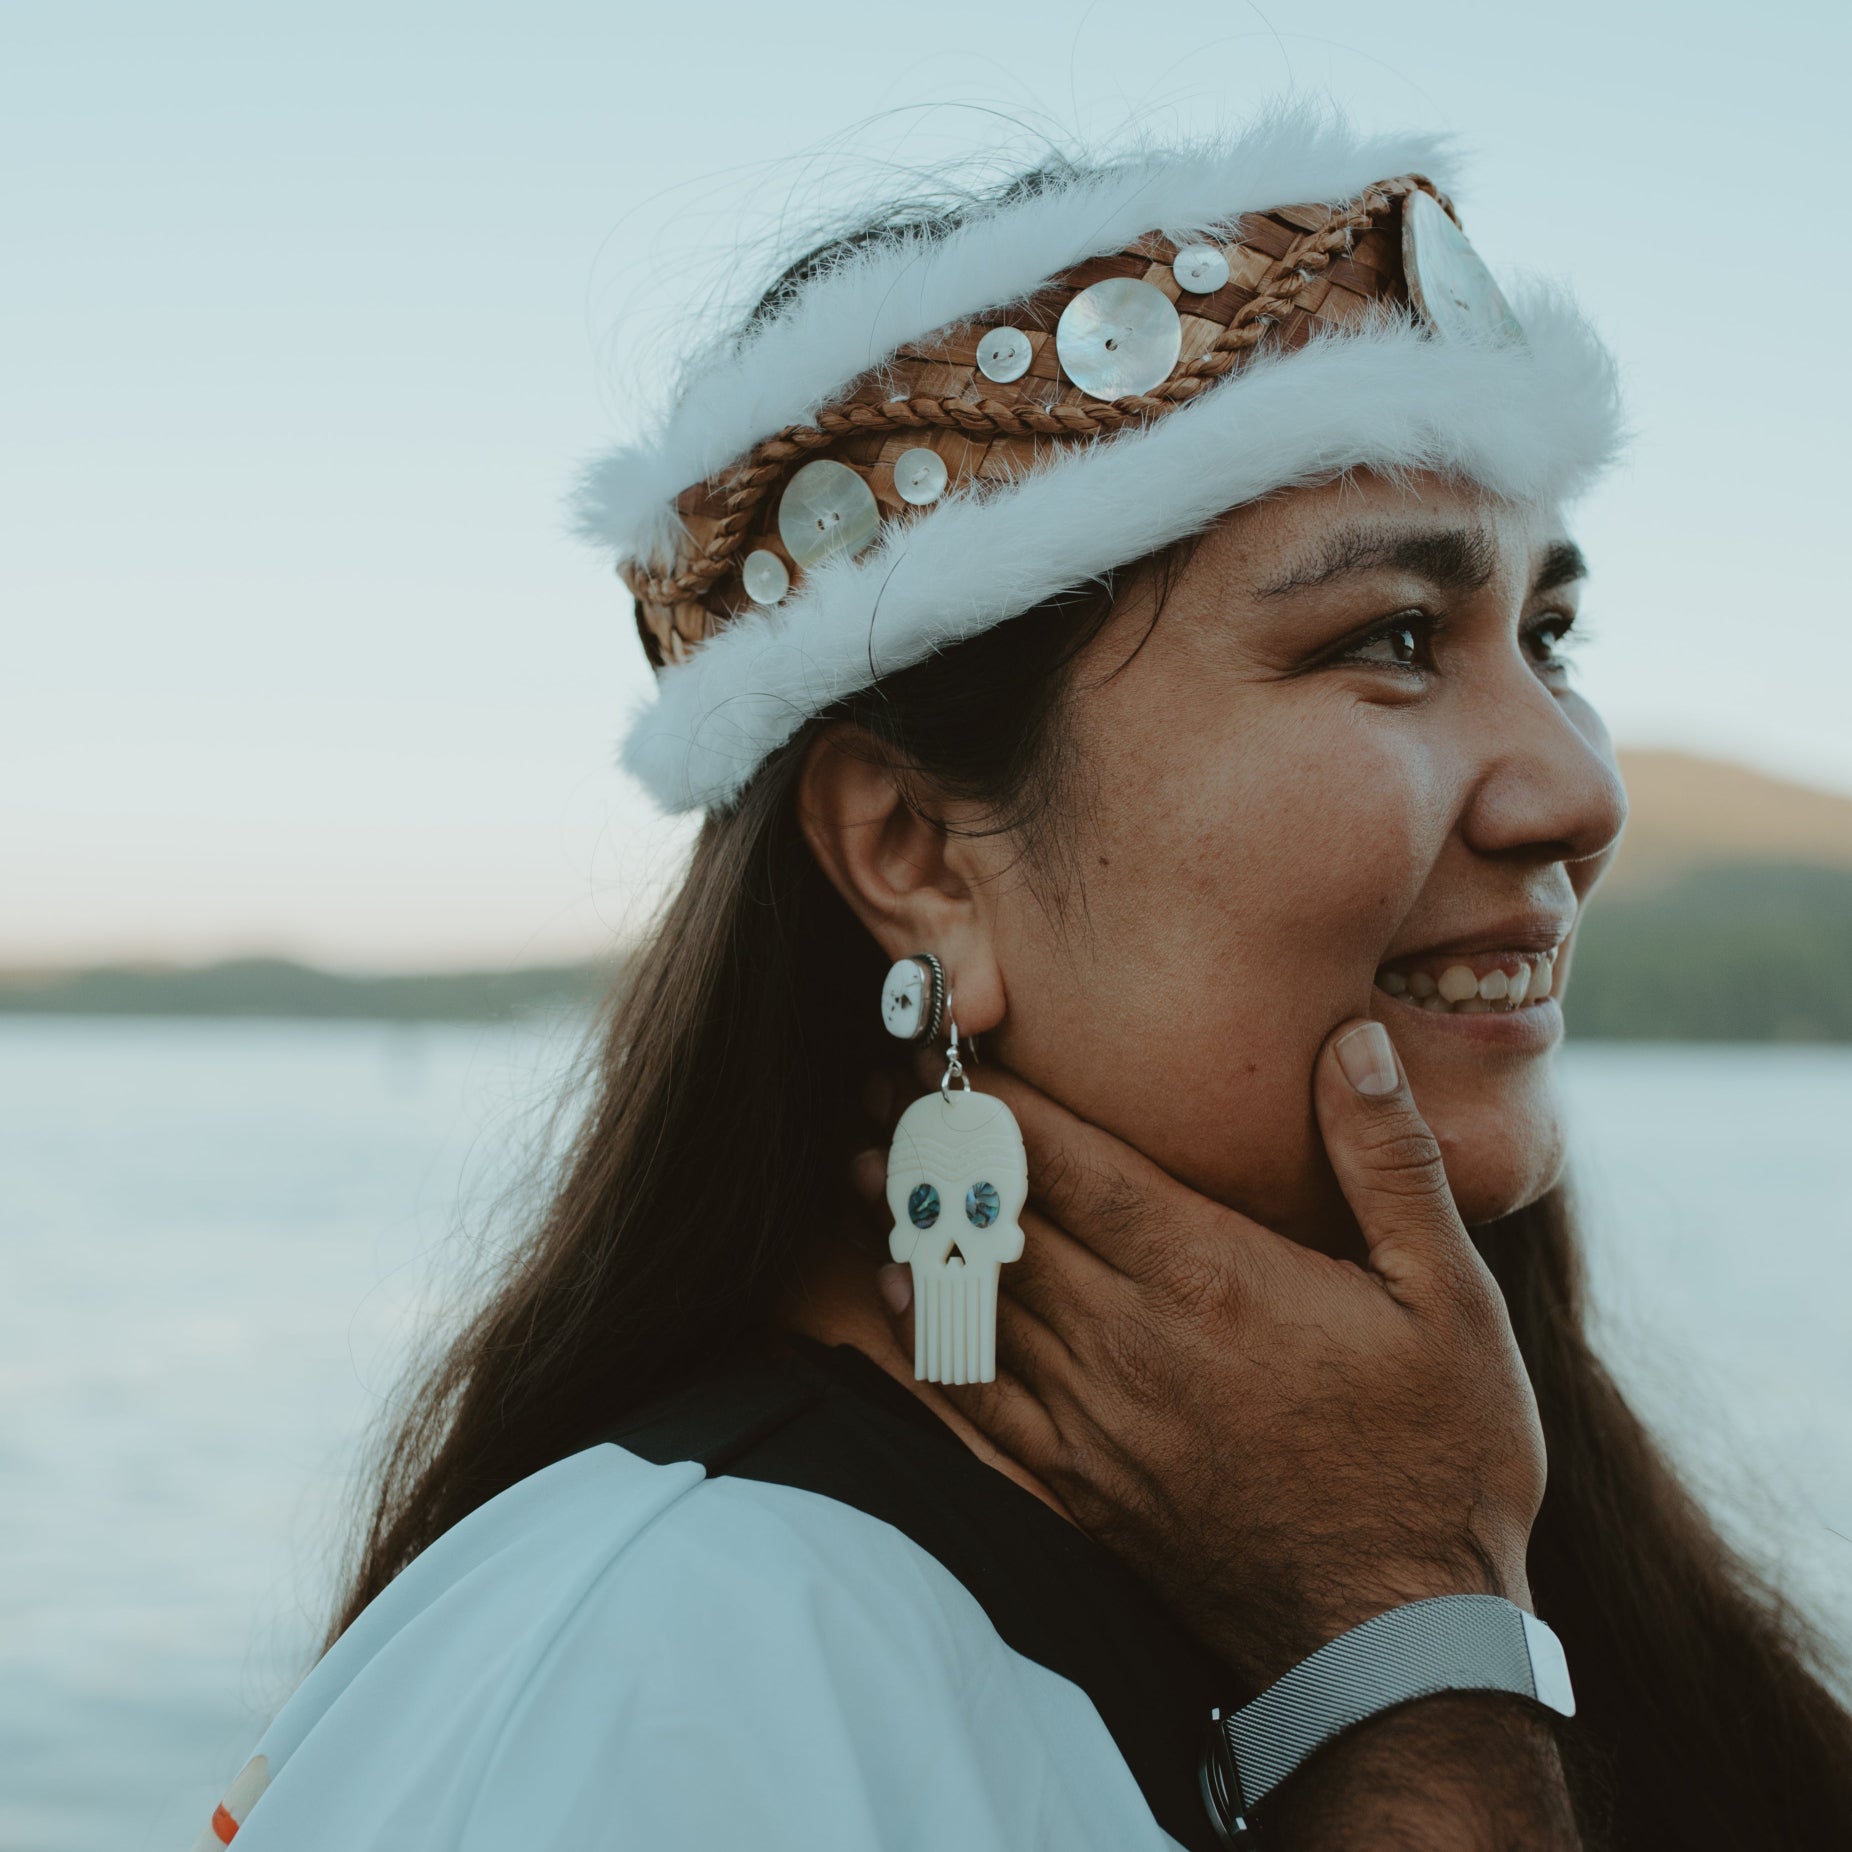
[877,1263,912,1314]
[1336,1021,1400,1096]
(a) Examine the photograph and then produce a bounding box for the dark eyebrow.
[1532,540,1589,596]
[1255,524,1502,599]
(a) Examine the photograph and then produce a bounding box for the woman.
[199,116,1852,1850]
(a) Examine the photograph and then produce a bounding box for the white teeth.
[1375,950,1561,1015]
[1437,964,1480,1003]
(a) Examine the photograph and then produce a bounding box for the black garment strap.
[606,1340,1231,1852]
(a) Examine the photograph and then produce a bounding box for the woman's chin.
[1405,1060,1568,1230]
[1436,1125,1567,1228]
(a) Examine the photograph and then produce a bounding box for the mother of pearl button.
[1402,191,1525,346]
[777,458,882,569]
[741,548,789,605]
[893,447,949,505]
[1172,243,1230,294]
[1055,276,1183,400]
[975,326,1033,383]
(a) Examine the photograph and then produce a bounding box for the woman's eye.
[1339,615,1430,671]
[1525,612,1578,673]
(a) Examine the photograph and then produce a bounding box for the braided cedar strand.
[626,176,1443,608]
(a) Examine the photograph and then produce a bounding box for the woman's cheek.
[1080,764,1430,1222]
[1008,679,1445,1230]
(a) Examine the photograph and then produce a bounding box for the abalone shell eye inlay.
[965,1181,1000,1228]
[908,1183,941,1229]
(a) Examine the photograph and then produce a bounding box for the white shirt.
[204,1344,1221,1851]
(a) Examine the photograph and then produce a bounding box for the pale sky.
[6,0,1849,970]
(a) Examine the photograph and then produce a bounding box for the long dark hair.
[332,185,1852,1850]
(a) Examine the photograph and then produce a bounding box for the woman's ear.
[796,723,1005,1035]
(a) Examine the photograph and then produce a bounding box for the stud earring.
[880,952,945,1045]
[880,956,1027,1386]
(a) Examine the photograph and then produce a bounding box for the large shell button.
[1055,276,1183,400]
[741,548,789,604]
[975,326,1033,383]
[1402,191,1524,345]
[1172,243,1230,294]
[893,447,949,505]
[777,459,882,569]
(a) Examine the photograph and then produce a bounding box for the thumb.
[1314,1018,1476,1299]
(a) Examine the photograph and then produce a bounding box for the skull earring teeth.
[879,958,1026,1385]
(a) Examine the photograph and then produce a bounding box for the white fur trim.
[572,109,1457,570]
[622,287,1623,814]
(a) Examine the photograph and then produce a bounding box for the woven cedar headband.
[575,119,1624,814]
[630,174,1453,663]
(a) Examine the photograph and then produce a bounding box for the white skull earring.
[880,956,1027,1385]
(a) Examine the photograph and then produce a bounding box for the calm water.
[1,1021,1848,1851]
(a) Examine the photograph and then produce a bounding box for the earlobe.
[941,946,1006,1041]
[795,724,1008,1037]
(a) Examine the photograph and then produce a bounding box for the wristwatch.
[1199,1594,1576,1844]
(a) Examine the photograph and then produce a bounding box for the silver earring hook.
[940,1009,973,1099]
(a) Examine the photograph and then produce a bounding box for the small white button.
[893,447,949,505]
[741,548,789,604]
[975,326,1032,383]
[1173,243,1230,294]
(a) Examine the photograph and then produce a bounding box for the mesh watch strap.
[1200,1595,1576,1842]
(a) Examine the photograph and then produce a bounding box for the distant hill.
[1560,753,1852,1040]
[1568,861,1852,1041]
[0,956,614,1023]
[3,752,1850,1038]
[1608,749,1852,891]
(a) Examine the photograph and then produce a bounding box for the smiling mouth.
[1373,948,1560,1015]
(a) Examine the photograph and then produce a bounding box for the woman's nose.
[1460,673,1628,872]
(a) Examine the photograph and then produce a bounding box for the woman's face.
[970,470,1626,1248]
